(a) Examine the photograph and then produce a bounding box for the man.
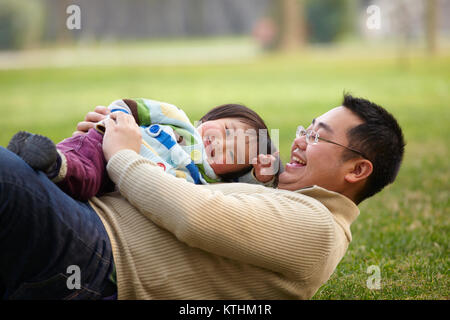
[277,94,404,204]
[0,94,404,299]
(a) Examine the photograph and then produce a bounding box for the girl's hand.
[102,112,142,162]
[252,151,280,183]
[73,106,110,136]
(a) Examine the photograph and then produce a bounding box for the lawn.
[0,43,448,299]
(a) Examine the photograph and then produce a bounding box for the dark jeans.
[0,147,116,300]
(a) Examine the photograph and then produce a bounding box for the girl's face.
[197,118,258,175]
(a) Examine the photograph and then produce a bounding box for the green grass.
[0,43,448,299]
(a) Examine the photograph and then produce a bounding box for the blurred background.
[0,0,448,299]
[1,0,450,66]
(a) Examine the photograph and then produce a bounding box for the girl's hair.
[199,103,277,181]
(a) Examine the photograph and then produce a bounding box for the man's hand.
[103,112,142,162]
[252,151,280,183]
[73,106,110,136]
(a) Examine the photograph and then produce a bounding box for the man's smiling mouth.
[287,148,306,168]
[291,155,306,165]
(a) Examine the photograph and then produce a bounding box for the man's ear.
[344,159,373,184]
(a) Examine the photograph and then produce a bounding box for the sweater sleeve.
[106,149,335,278]
[235,168,275,187]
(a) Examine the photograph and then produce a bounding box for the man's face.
[278,106,364,193]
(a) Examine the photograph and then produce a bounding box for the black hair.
[199,103,277,181]
[341,94,405,203]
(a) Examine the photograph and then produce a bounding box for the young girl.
[8,98,281,201]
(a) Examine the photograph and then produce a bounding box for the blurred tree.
[338,0,358,42]
[0,0,44,49]
[262,0,353,52]
[281,0,306,50]
[275,0,306,51]
[305,0,349,43]
[426,0,438,55]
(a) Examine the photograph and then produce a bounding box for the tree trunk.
[277,0,306,51]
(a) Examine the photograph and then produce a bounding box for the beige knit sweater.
[89,149,359,299]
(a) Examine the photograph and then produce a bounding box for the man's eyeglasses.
[296,126,367,159]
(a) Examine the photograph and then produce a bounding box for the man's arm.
[106,149,336,279]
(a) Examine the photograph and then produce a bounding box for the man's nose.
[293,136,307,150]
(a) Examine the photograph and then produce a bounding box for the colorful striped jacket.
[96,98,265,185]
